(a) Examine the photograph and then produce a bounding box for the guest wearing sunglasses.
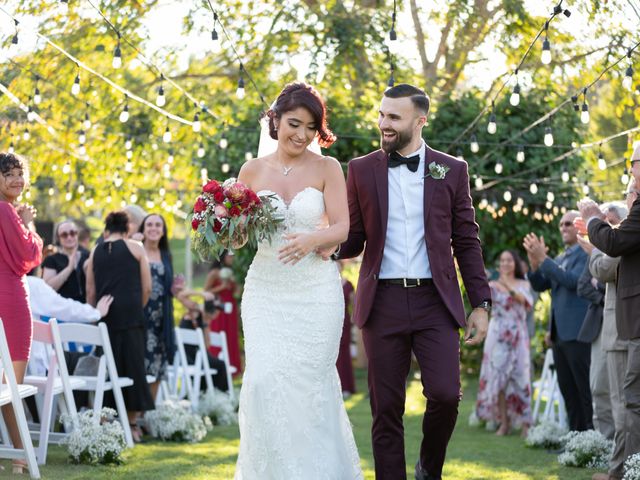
[42,220,89,303]
[523,211,592,431]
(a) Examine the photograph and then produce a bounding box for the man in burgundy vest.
[338,84,491,480]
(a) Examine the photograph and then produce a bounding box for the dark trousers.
[553,339,593,431]
[362,282,461,480]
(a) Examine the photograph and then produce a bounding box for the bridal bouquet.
[144,399,213,443]
[557,430,614,469]
[197,389,238,426]
[60,408,127,465]
[190,178,281,260]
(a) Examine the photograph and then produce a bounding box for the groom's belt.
[378,278,433,288]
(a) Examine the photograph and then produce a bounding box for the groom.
[338,84,491,480]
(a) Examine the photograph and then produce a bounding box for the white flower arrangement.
[197,389,238,426]
[624,452,640,480]
[144,399,213,442]
[60,408,127,465]
[557,430,614,469]
[424,161,450,180]
[525,421,568,449]
[467,410,480,427]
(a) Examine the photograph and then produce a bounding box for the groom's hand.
[316,245,338,261]
[464,309,489,346]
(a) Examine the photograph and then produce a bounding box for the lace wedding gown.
[235,187,363,479]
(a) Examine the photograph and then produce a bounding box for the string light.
[162,125,172,143]
[192,111,201,133]
[8,142,14,154]
[474,177,484,189]
[487,102,497,135]
[598,151,607,170]
[23,128,30,141]
[219,135,228,149]
[83,106,91,130]
[221,162,230,173]
[582,181,590,195]
[112,35,122,69]
[494,162,503,174]
[503,191,512,202]
[156,76,166,107]
[125,159,133,172]
[547,191,555,202]
[530,182,538,194]
[580,89,590,124]
[62,161,71,174]
[245,151,253,161]
[516,145,525,162]
[236,65,246,99]
[621,168,630,184]
[385,64,395,92]
[11,19,18,46]
[470,134,479,153]
[125,137,132,150]
[510,71,521,106]
[78,130,86,145]
[211,11,220,51]
[71,68,81,96]
[27,103,37,122]
[541,21,552,65]
[456,148,464,161]
[623,49,634,91]
[197,142,205,158]
[33,78,42,105]
[78,144,87,156]
[544,126,554,147]
[119,96,129,123]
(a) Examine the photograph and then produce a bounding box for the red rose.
[213,190,225,203]
[212,219,222,233]
[193,197,207,213]
[249,190,261,204]
[229,206,242,217]
[191,219,200,230]
[203,180,221,194]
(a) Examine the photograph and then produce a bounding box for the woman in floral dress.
[476,249,533,436]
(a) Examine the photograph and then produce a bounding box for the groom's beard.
[380,127,413,153]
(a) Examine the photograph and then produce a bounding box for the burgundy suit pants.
[362,282,461,480]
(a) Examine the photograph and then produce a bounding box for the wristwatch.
[475,300,492,314]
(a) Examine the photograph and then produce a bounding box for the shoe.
[12,460,27,475]
[415,461,441,480]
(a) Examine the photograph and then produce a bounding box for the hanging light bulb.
[71,73,80,96]
[245,151,253,161]
[623,65,634,91]
[474,177,484,190]
[167,151,174,164]
[125,160,133,172]
[78,130,86,145]
[125,138,132,150]
[48,187,54,196]
[211,12,220,52]
[126,150,133,159]
[219,136,228,149]
[27,105,37,122]
[130,193,138,203]
[516,145,525,163]
[236,76,246,100]
[197,142,206,158]
[62,161,71,174]
[83,111,91,130]
[112,41,122,69]
[544,126,554,146]
[8,142,14,154]
[470,135,479,153]
[621,168,630,185]
[65,192,72,201]
[580,103,590,124]
[494,162,503,174]
[77,183,85,194]
[503,191,512,202]
[547,191,555,202]
[221,162,230,173]
[78,144,87,156]
[598,152,607,170]
[530,183,538,194]
[163,126,172,143]
[487,111,497,135]
[562,170,570,183]
[33,86,41,105]
[456,148,464,161]
[510,83,521,106]
[23,128,30,141]
[159,187,166,197]
[192,112,201,133]
[119,103,129,123]
[200,168,208,184]
[582,181,590,195]
[385,66,395,92]
[541,23,552,65]
[113,173,123,188]
[156,83,166,107]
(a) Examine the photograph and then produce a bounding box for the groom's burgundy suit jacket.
[340,145,491,329]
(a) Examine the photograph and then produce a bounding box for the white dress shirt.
[26,276,101,376]
[379,141,432,279]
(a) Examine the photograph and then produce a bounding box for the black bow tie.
[388,151,420,172]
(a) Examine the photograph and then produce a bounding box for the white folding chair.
[23,319,86,464]
[174,327,216,409]
[55,322,134,447]
[0,320,40,478]
[209,331,236,401]
[532,348,568,428]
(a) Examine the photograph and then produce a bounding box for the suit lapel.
[423,145,437,225]
[373,151,389,234]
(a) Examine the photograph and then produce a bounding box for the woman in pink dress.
[0,152,43,474]
[204,252,242,377]
[475,249,533,436]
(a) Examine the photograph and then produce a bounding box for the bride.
[235,82,363,479]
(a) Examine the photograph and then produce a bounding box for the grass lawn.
[32,369,597,479]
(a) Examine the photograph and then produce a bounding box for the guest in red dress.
[0,152,43,474]
[337,260,356,397]
[204,251,242,377]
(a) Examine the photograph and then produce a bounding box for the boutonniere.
[424,161,450,180]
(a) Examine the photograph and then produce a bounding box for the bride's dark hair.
[266,82,336,148]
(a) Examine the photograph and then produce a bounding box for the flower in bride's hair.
[214,204,229,218]
[193,197,207,214]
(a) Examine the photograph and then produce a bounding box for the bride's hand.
[279,232,317,265]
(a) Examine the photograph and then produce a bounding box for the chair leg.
[11,397,41,478]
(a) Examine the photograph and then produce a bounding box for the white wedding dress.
[235,186,363,479]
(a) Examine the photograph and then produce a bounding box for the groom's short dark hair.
[384,84,430,116]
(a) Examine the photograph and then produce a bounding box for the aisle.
[35,369,595,479]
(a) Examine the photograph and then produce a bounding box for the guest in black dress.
[85,211,154,443]
[42,220,89,302]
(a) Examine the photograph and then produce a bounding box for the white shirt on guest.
[379,140,432,279]
[26,276,101,376]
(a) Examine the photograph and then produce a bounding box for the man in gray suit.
[524,210,592,431]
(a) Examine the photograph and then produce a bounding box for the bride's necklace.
[282,165,293,176]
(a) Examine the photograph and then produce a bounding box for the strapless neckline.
[257,186,323,209]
